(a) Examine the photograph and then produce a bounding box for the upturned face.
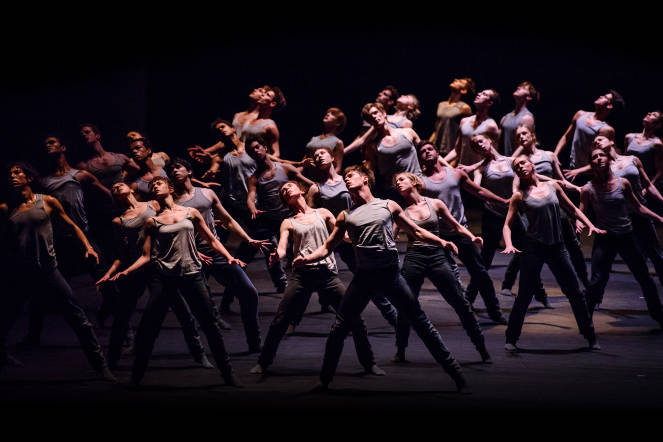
[418,143,438,163]
[313,148,333,167]
[592,135,613,153]
[643,111,662,128]
[149,179,171,198]
[394,173,414,194]
[81,126,99,144]
[376,89,394,107]
[215,121,235,138]
[130,140,151,162]
[9,166,31,188]
[512,156,534,178]
[367,105,387,127]
[344,170,366,190]
[594,93,613,109]
[170,163,191,183]
[44,137,66,155]
[470,135,493,157]
[111,182,132,197]
[474,89,494,106]
[280,182,302,203]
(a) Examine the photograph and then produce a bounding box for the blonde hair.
[393,172,423,191]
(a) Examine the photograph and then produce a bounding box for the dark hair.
[148,175,172,191]
[488,89,501,106]
[210,118,232,132]
[80,123,101,135]
[7,160,39,182]
[266,86,286,111]
[608,89,625,113]
[343,164,375,189]
[166,157,193,177]
[384,85,400,101]
[279,180,307,206]
[415,139,437,154]
[518,81,540,103]
[326,107,347,134]
[245,134,270,158]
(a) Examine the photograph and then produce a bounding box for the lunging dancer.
[293,165,469,393]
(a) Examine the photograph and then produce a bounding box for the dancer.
[624,110,663,193]
[579,148,663,328]
[393,172,491,364]
[249,181,385,377]
[96,182,213,370]
[554,90,623,179]
[109,176,243,387]
[0,162,115,381]
[430,78,474,155]
[77,123,138,189]
[129,137,168,201]
[126,130,171,169]
[502,125,587,301]
[387,94,420,129]
[300,107,347,178]
[293,165,469,393]
[443,89,501,171]
[501,155,603,352]
[499,81,538,156]
[417,140,509,323]
[169,157,271,352]
[241,86,286,157]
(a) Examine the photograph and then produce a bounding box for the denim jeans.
[132,271,234,383]
[399,246,486,353]
[0,267,106,371]
[505,239,596,344]
[107,266,206,367]
[320,266,463,385]
[259,266,375,370]
[586,231,663,325]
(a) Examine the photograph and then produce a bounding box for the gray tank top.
[176,187,223,260]
[404,197,440,249]
[376,132,422,182]
[626,137,658,180]
[134,169,168,201]
[289,209,337,272]
[221,150,257,205]
[531,150,554,178]
[316,179,353,217]
[585,179,632,234]
[40,169,89,232]
[86,153,125,189]
[232,114,249,140]
[521,182,563,245]
[305,135,341,157]
[501,108,533,156]
[8,194,57,272]
[433,101,468,155]
[344,198,398,269]
[120,203,157,263]
[612,156,645,206]
[257,163,291,218]
[422,168,467,236]
[151,208,202,276]
[570,112,608,168]
[459,117,497,166]
[242,119,274,138]
[387,115,408,128]
[482,157,514,217]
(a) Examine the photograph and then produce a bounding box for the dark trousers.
[204,257,261,349]
[107,267,206,367]
[505,240,596,344]
[320,266,463,385]
[235,214,287,290]
[399,247,486,352]
[26,235,120,342]
[586,231,663,325]
[259,267,375,370]
[631,213,663,287]
[0,267,106,371]
[132,271,234,383]
[446,233,504,319]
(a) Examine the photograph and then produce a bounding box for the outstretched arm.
[431,198,482,247]
[389,200,458,254]
[191,208,245,266]
[501,193,523,254]
[268,219,292,267]
[555,182,605,236]
[44,195,99,264]
[292,211,348,267]
[623,178,663,223]
[554,112,581,157]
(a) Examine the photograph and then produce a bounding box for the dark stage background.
[2,28,662,194]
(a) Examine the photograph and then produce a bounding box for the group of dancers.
[2,79,663,394]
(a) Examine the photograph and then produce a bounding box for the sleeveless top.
[344,198,398,269]
[612,156,646,206]
[530,149,555,178]
[289,209,337,272]
[376,132,422,182]
[432,101,469,155]
[232,114,250,140]
[242,119,274,139]
[521,182,563,245]
[221,150,257,206]
[257,163,291,219]
[482,157,514,217]
[119,203,157,264]
[626,136,658,180]
[151,207,202,276]
[585,179,632,234]
[570,112,608,168]
[387,115,408,128]
[458,117,497,166]
[176,187,224,260]
[40,169,89,232]
[315,179,353,217]
[86,153,125,189]
[305,135,341,157]
[404,197,440,249]
[8,194,57,272]
[134,169,168,201]
[501,108,533,156]
[422,168,467,236]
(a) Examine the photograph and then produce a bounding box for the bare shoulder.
[318,207,334,220]
[572,110,586,121]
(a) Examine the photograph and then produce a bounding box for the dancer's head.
[313,147,335,170]
[590,147,612,174]
[393,172,423,195]
[511,155,536,181]
[166,157,193,183]
[513,81,540,104]
[395,94,421,121]
[259,86,286,112]
[474,89,500,108]
[279,181,307,206]
[361,102,387,127]
[642,111,663,132]
[149,176,173,198]
[44,135,67,156]
[80,123,101,145]
[449,78,475,95]
[245,134,270,161]
[469,134,496,158]
[416,139,439,165]
[591,135,615,155]
[515,124,538,150]
[376,85,399,110]
[343,165,374,191]
[323,107,347,134]
[594,90,625,114]
[129,138,152,163]
[7,161,38,189]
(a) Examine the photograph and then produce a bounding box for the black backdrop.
[3,26,663,187]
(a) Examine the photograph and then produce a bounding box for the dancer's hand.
[292,256,306,269]
[249,238,273,253]
[85,247,100,265]
[563,168,581,181]
[187,145,213,164]
[472,236,484,248]
[501,245,522,254]
[575,220,586,234]
[442,239,458,255]
[228,257,246,268]
[250,208,266,219]
[586,225,607,237]
[95,272,113,287]
[198,252,213,266]
[110,270,128,282]
[268,251,281,268]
